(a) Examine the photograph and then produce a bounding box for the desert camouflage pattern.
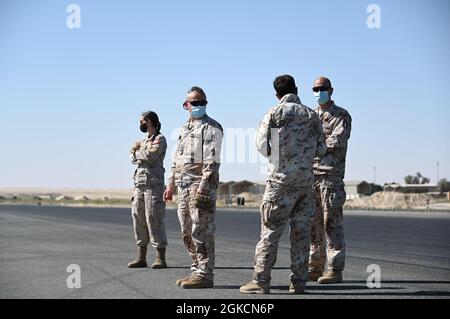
[168,114,223,280]
[309,175,346,272]
[168,115,223,195]
[309,103,351,273]
[131,133,167,249]
[255,94,326,187]
[252,94,326,288]
[313,102,352,178]
[253,183,315,288]
[177,184,216,280]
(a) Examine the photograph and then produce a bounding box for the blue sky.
[0,0,449,188]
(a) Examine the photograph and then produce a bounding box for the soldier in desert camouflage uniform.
[240,75,326,294]
[309,76,352,284]
[128,111,168,269]
[163,86,223,289]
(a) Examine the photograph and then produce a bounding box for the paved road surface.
[1,205,449,299]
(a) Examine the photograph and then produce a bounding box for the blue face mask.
[314,91,330,104]
[190,106,206,118]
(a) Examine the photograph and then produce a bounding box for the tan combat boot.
[289,283,305,294]
[152,247,167,269]
[176,275,192,286]
[308,271,323,282]
[239,280,270,294]
[180,275,214,289]
[127,246,147,268]
[318,270,343,284]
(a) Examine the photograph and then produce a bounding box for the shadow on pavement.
[213,282,450,297]
[214,266,290,270]
[299,291,450,297]
[342,280,450,284]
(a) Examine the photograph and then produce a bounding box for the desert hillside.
[345,191,450,211]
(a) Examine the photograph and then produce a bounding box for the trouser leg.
[188,186,216,281]
[145,185,168,249]
[290,188,315,287]
[253,183,292,283]
[177,187,198,271]
[309,181,326,272]
[323,178,346,272]
[131,187,150,247]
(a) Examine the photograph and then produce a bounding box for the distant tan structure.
[217,180,265,206]
[74,196,89,201]
[33,195,53,200]
[384,183,438,193]
[56,195,73,201]
[344,180,380,200]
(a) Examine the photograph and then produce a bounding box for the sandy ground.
[1,188,449,211]
[0,188,133,199]
[345,191,450,211]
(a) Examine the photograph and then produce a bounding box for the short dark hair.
[273,75,297,97]
[188,86,207,102]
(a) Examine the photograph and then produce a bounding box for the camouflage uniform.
[309,102,352,273]
[131,133,168,249]
[168,115,223,281]
[253,94,326,289]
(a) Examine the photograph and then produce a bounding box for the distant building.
[33,195,53,200]
[383,183,402,192]
[344,180,380,200]
[218,180,265,196]
[384,184,438,193]
[217,180,265,205]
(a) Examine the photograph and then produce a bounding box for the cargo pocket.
[135,172,148,186]
[260,201,271,226]
[261,181,284,227]
[260,200,283,228]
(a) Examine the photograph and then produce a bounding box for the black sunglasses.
[312,86,330,92]
[184,100,207,107]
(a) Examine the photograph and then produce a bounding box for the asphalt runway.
[1,205,449,299]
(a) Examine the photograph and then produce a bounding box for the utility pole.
[373,166,376,184]
[437,161,440,193]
